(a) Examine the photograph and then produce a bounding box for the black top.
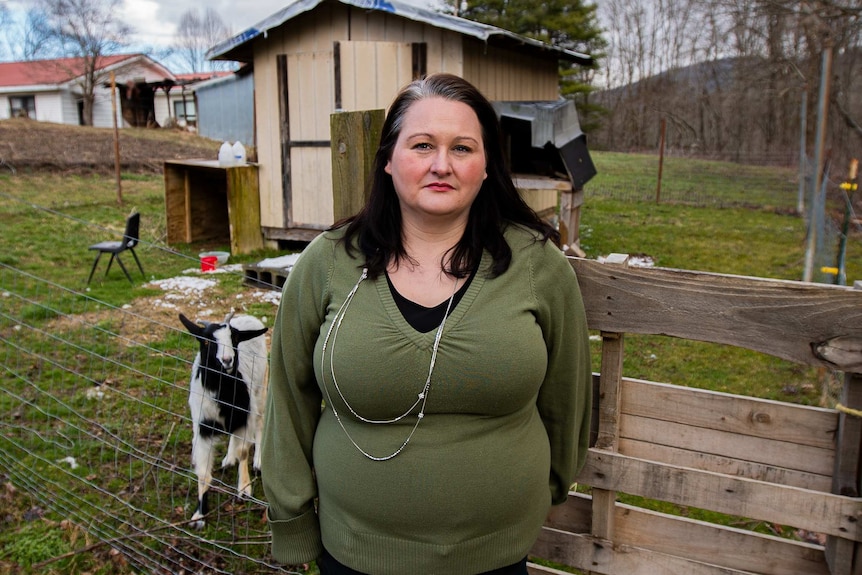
[386,268,477,333]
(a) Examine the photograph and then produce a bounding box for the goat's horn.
[223,310,235,324]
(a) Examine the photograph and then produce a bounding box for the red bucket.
[200,255,218,272]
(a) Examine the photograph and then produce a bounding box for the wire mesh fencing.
[587,150,861,285]
[0,220,297,573]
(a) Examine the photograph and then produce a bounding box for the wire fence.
[586,150,861,284]
[0,198,296,573]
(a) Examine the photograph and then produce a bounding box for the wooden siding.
[40,92,66,123]
[252,2,563,234]
[338,41,413,112]
[253,39,285,230]
[462,38,560,101]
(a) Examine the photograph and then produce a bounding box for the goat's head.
[179,313,268,374]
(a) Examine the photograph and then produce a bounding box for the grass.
[588,151,802,209]
[1,153,860,573]
[578,152,860,404]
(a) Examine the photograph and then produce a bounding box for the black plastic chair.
[87,212,145,284]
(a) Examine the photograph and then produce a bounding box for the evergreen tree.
[451,0,607,131]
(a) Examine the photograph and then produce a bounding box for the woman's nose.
[430,150,452,175]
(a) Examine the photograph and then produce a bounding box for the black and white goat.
[179,311,269,529]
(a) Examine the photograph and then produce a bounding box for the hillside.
[0,118,227,174]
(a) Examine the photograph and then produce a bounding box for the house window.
[10,95,36,119]
[174,100,196,125]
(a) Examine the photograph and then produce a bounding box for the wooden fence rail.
[527,255,862,575]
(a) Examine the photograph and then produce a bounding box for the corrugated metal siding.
[196,73,255,145]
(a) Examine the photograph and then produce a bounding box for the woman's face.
[385,96,487,226]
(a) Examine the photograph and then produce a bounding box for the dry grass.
[0,118,234,174]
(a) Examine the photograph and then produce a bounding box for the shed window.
[10,95,35,119]
[174,100,196,124]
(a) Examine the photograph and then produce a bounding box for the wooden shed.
[208,0,594,244]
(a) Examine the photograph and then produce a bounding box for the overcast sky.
[4,0,441,51]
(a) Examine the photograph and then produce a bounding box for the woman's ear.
[384,159,392,175]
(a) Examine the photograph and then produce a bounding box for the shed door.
[279,42,426,232]
[335,41,425,111]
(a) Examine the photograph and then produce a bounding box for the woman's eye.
[413,142,432,150]
[453,145,472,153]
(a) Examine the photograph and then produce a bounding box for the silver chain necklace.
[320,267,459,461]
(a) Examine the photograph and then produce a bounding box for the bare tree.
[1,7,56,61]
[34,0,133,126]
[172,8,234,73]
[593,0,862,166]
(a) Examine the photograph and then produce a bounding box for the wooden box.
[164,160,264,255]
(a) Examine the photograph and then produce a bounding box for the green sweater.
[262,224,592,575]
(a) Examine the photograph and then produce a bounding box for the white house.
[0,54,175,128]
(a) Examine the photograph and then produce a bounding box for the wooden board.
[570,257,862,369]
[539,493,830,575]
[578,449,862,541]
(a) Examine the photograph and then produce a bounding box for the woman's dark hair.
[334,73,558,278]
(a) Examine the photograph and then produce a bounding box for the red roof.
[0,54,144,88]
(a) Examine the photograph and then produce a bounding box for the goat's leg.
[226,428,254,498]
[222,432,240,468]
[190,432,214,529]
[252,411,264,473]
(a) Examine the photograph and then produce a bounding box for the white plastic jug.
[218,142,235,166]
[232,141,247,165]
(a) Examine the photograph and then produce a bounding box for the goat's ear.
[232,327,269,343]
[179,313,206,339]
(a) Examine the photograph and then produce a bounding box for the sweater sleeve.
[261,235,331,565]
[531,240,592,505]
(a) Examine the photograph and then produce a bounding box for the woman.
[262,73,592,575]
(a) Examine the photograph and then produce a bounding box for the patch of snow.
[629,256,655,268]
[146,265,284,309]
[257,253,302,269]
[253,290,282,306]
[148,276,218,295]
[57,456,79,469]
[597,254,655,268]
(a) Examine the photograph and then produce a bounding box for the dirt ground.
[0,117,225,173]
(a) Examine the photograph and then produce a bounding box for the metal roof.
[206,0,592,66]
[0,54,173,90]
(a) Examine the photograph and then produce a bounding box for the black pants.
[317,548,529,575]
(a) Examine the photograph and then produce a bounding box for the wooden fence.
[527,255,862,575]
[326,109,862,574]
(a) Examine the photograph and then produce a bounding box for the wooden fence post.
[826,279,862,574]
[330,109,385,223]
[588,253,629,575]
